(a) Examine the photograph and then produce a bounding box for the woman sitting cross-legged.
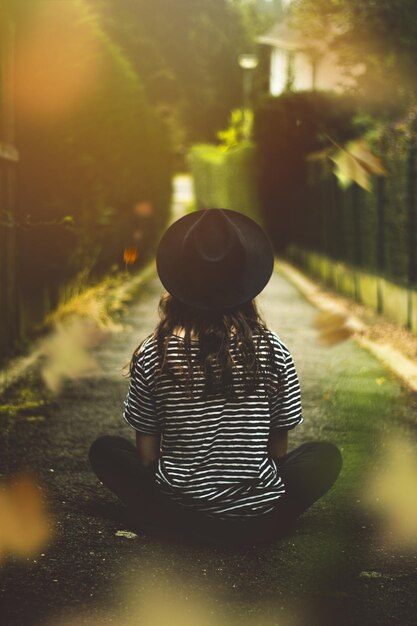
[89,208,342,546]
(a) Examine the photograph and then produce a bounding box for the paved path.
[1,259,417,626]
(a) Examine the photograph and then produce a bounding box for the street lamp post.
[238,53,258,139]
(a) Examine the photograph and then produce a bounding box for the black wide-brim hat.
[156,208,274,311]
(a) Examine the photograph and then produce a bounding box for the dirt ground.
[1,265,417,626]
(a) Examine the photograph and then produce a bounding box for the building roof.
[257,20,305,50]
[257,19,327,55]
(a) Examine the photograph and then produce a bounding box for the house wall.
[292,51,314,91]
[315,51,347,92]
[270,48,288,95]
[269,45,346,95]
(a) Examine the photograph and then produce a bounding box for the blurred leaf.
[330,138,387,192]
[362,435,417,547]
[123,246,138,265]
[347,139,388,176]
[313,310,355,345]
[40,319,103,394]
[0,474,52,564]
[134,202,153,217]
[115,530,138,539]
[306,147,334,162]
[331,147,371,191]
[62,215,75,224]
[359,571,384,579]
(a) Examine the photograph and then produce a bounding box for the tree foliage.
[230,0,285,39]
[16,0,172,294]
[93,0,250,145]
[291,0,417,112]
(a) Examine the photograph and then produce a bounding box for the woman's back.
[89,208,341,543]
[123,328,303,519]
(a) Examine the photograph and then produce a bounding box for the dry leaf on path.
[313,310,355,346]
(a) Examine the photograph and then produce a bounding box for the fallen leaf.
[115,530,138,539]
[313,310,355,345]
[359,571,383,579]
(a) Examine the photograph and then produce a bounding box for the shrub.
[189,142,263,226]
[253,91,363,252]
[16,1,173,311]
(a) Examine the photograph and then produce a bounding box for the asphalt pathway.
[1,259,417,626]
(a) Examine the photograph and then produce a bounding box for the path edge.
[275,258,417,394]
[0,260,158,396]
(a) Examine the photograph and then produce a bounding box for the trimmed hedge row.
[299,133,416,287]
[189,142,263,226]
[253,91,417,289]
[253,92,362,253]
[189,92,417,296]
[287,244,417,332]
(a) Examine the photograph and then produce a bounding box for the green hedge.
[252,91,417,287]
[253,91,363,253]
[14,1,173,345]
[189,142,264,226]
[301,130,416,287]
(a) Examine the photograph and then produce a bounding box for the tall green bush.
[16,2,172,324]
[282,110,417,286]
[189,142,263,226]
[253,91,362,252]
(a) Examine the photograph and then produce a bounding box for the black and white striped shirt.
[123,329,303,519]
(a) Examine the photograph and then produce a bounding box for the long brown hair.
[128,292,278,401]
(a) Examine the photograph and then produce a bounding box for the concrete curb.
[0,260,158,396]
[275,257,417,394]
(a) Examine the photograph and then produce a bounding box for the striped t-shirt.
[123,329,303,520]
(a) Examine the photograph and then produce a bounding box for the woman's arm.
[268,430,288,460]
[136,431,161,468]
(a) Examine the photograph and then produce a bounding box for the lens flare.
[0,474,52,564]
[361,434,417,550]
[134,201,154,217]
[15,1,102,120]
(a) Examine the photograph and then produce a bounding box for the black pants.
[88,436,342,545]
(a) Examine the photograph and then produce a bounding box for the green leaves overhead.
[291,0,417,109]
[98,0,248,143]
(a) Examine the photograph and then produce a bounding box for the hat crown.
[181,208,242,266]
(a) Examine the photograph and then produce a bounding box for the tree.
[291,0,417,114]
[94,0,250,145]
[230,0,285,38]
[15,0,172,292]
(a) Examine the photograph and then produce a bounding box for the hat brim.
[156,209,274,311]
